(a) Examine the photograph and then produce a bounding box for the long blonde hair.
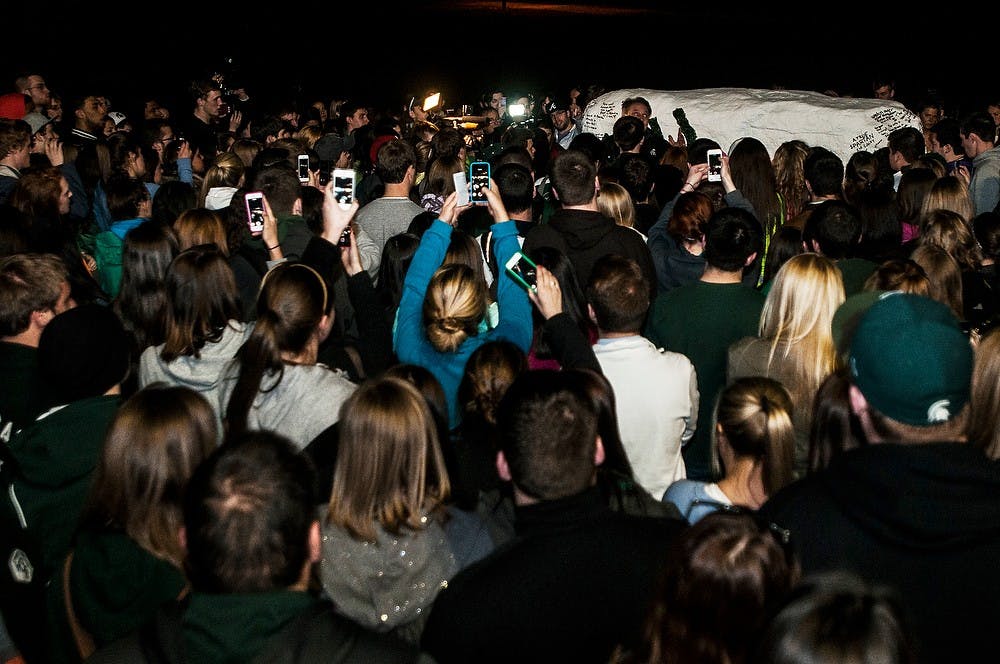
[760,253,844,397]
[970,328,1000,459]
[919,175,974,229]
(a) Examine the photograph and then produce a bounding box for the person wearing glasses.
[14,72,51,115]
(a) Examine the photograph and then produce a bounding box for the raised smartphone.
[244,191,265,235]
[297,154,310,183]
[332,168,356,209]
[504,250,537,292]
[707,149,723,182]
[469,161,490,205]
[453,170,470,207]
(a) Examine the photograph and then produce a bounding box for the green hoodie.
[46,530,185,664]
[7,395,121,577]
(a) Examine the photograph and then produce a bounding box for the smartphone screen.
[505,251,537,292]
[470,162,490,205]
[297,154,310,183]
[707,150,723,181]
[245,192,265,235]
[333,169,355,208]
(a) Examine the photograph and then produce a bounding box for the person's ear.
[292,197,302,216]
[743,251,758,267]
[594,436,605,467]
[496,450,512,482]
[587,302,598,326]
[308,520,321,563]
[848,384,869,417]
[178,526,187,553]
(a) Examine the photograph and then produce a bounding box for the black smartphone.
[470,161,490,205]
[504,250,537,292]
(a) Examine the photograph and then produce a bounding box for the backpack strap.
[63,551,96,660]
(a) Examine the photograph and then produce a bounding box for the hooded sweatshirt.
[94,217,146,298]
[46,530,185,663]
[522,208,658,298]
[137,321,252,412]
[216,363,357,450]
[760,443,1000,663]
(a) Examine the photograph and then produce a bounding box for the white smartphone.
[469,161,490,205]
[244,191,265,236]
[332,168,356,209]
[297,154,310,183]
[453,171,470,206]
[504,250,537,292]
[707,149,723,182]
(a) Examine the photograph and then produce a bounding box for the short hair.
[82,384,217,568]
[550,149,597,206]
[251,163,300,217]
[887,127,925,164]
[586,254,649,333]
[929,118,963,154]
[802,146,845,197]
[703,207,763,272]
[616,152,653,201]
[973,211,1000,259]
[496,369,599,501]
[493,162,534,214]
[960,111,996,145]
[620,96,652,117]
[423,263,486,353]
[0,119,31,160]
[328,376,450,542]
[753,571,916,664]
[183,430,317,593]
[802,200,862,259]
[376,138,415,184]
[0,253,68,336]
[612,115,645,152]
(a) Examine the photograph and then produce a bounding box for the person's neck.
[599,329,637,340]
[811,194,839,203]
[716,457,768,509]
[700,265,743,284]
[1,329,40,348]
[193,108,212,124]
[563,200,599,212]
[382,182,411,198]
[510,209,534,223]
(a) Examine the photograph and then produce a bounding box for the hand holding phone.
[332,168,356,209]
[470,162,490,205]
[297,154,310,183]
[505,250,538,292]
[453,171,470,207]
[244,191,265,236]
[707,149,723,182]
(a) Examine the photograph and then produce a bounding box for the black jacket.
[759,443,1000,664]
[421,486,686,663]
[523,208,657,299]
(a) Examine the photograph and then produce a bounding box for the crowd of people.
[2,67,1000,663]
